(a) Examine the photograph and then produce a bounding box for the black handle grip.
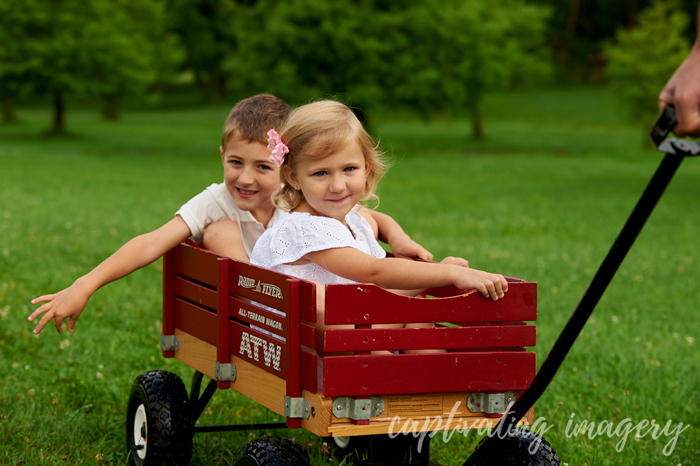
[650,105,678,146]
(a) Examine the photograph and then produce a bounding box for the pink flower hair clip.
[267,129,289,168]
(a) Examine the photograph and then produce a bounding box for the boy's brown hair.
[222,94,291,149]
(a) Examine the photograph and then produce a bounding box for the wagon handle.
[464,106,695,465]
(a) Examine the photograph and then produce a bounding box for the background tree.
[167,0,239,103]
[603,0,691,133]
[0,0,181,133]
[229,0,551,138]
[89,0,184,121]
[389,0,551,138]
[531,0,698,82]
[0,0,45,123]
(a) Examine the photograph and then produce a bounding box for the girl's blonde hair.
[272,100,389,211]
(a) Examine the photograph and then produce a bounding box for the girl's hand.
[454,268,508,301]
[440,256,468,267]
[29,280,91,334]
[390,234,434,261]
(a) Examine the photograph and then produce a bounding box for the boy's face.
[220,138,280,224]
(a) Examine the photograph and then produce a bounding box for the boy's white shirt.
[175,182,286,258]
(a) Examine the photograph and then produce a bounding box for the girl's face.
[285,138,371,222]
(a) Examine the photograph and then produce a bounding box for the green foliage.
[0,0,183,128]
[167,0,238,102]
[530,0,699,82]
[603,0,691,125]
[228,0,551,137]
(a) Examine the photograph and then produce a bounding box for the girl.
[250,100,508,302]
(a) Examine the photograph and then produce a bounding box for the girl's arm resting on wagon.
[304,247,507,300]
[29,216,192,335]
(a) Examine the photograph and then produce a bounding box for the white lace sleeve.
[265,213,356,267]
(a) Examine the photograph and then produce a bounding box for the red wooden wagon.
[125,241,555,466]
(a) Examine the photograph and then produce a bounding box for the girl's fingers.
[475,282,489,299]
[483,279,497,300]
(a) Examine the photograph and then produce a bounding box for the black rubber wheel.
[126,370,193,466]
[323,435,371,462]
[233,437,311,466]
[474,429,560,466]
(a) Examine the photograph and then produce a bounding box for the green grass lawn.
[1,87,698,465]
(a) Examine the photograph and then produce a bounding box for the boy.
[29,94,432,335]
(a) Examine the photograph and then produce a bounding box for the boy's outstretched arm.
[29,216,192,335]
[366,211,433,261]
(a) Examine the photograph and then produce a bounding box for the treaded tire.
[126,370,193,466]
[233,437,311,466]
[477,428,560,466]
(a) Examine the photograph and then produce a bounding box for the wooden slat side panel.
[327,408,535,437]
[229,296,290,339]
[162,249,175,358]
[173,243,220,287]
[300,280,317,323]
[322,352,536,397]
[301,323,316,350]
[228,260,291,312]
[323,325,536,352]
[286,279,302,428]
[173,298,218,347]
[174,329,217,379]
[217,258,231,389]
[174,276,218,311]
[324,282,537,325]
[229,320,289,379]
[301,349,317,393]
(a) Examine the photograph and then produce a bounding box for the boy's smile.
[286,138,370,223]
[221,138,280,227]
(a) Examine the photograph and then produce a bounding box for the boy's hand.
[29,281,91,334]
[390,234,434,261]
[453,268,508,301]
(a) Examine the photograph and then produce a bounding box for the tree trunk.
[562,0,581,80]
[565,0,581,37]
[468,91,484,139]
[205,72,227,104]
[51,90,65,134]
[2,96,18,123]
[101,97,121,121]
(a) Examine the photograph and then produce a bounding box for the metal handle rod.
[464,153,685,465]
